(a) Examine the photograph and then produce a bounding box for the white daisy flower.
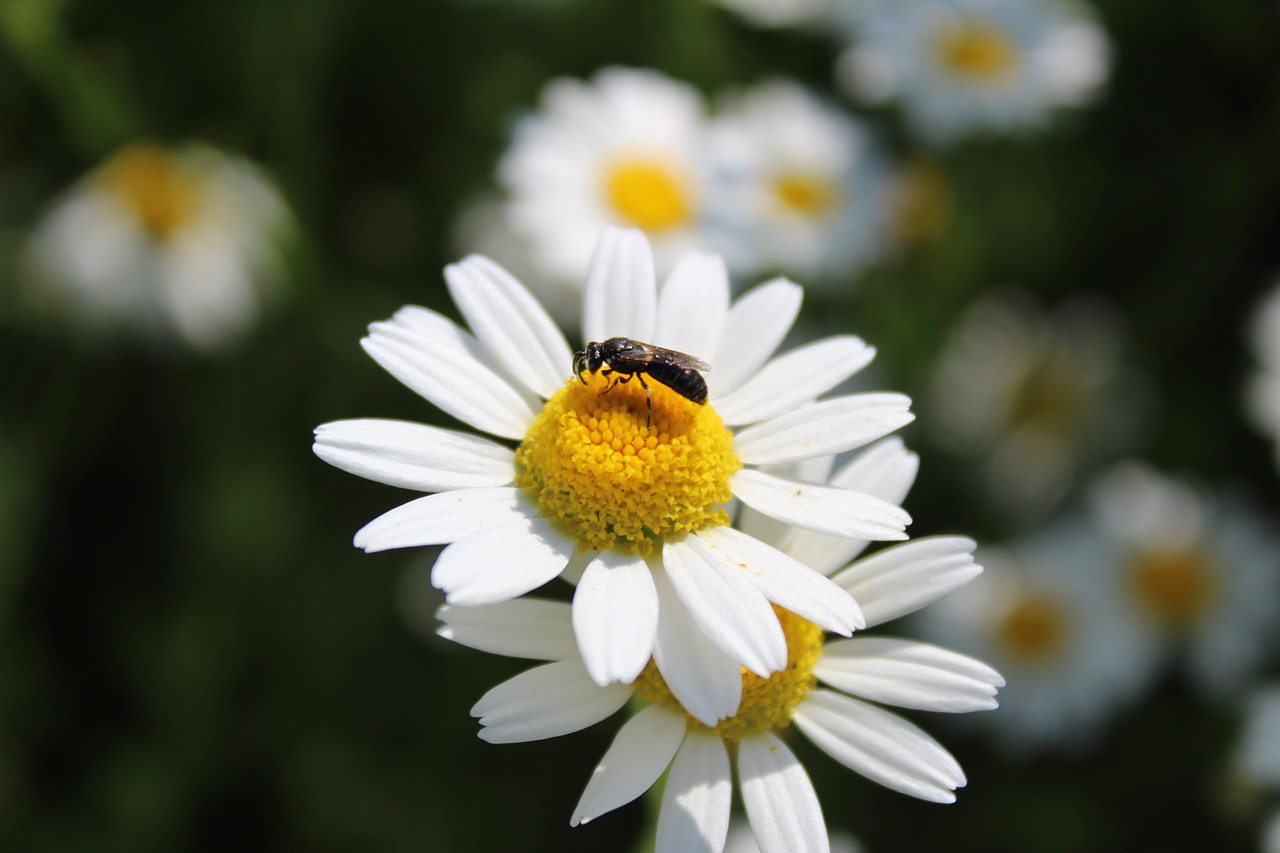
[706,80,896,283]
[314,227,916,693]
[1246,280,1280,471]
[1088,462,1280,696]
[22,142,291,350]
[926,292,1146,521]
[439,535,1001,850]
[725,819,861,853]
[836,0,1111,144]
[499,67,713,291]
[917,522,1158,751]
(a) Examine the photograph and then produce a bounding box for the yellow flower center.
[515,371,739,556]
[98,144,202,241]
[773,173,836,218]
[895,157,953,243]
[936,22,1018,81]
[995,595,1068,664]
[605,158,691,232]
[1007,358,1088,436]
[634,606,824,740]
[1129,547,1217,629]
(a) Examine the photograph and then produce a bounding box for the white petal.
[653,252,730,362]
[583,227,657,344]
[792,690,965,803]
[732,394,915,466]
[663,534,788,677]
[651,562,744,727]
[830,537,982,628]
[444,255,574,398]
[573,551,660,686]
[571,703,686,826]
[431,517,575,606]
[783,439,919,575]
[656,733,732,853]
[472,659,631,743]
[436,599,576,661]
[738,732,829,853]
[313,418,515,492]
[362,308,536,439]
[353,487,530,552]
[710,278,802,397]
[714,337,876,426]
[815,637,1004,712]
[731,469,910,542]
[693,526,864,636]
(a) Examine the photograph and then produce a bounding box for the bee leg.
[637,375,653,426]
[597,368,616,396]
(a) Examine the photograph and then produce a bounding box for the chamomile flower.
[706,81,896,282]
[314,227,916,693]
[836,0,1111,144]
[1088,462,1280,696]
[917,522,1158,751]
[1246,281,1280,471]
[499,67,713,291]
[22,142,291,350]
[927,292,1145,521]
[439,535,1001,850]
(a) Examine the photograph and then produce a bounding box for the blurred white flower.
[1233,686,1280,852]
[1236,686,1280,789]
[917,522,1158,752]
[1088,462,1280,696]
[23,142,291,350]
[707,81,896,283]
[440,535,999,850]
[499,67,714,293]
[927,292,1146,521]
[1246,280,1280,470]
[710,0,834,29]
[316,227,916,694]
[836,0,1111,144]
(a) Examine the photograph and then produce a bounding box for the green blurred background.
[2,0,1280,850]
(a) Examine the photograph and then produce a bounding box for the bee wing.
[650,344,711,372]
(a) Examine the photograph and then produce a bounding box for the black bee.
[573,337,710,422]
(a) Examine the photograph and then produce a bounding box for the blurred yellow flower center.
[98,144,201,241]
[1008,359,1088,436]
[996,595,1068,663]
[1129,547,1217,628]
[634,606,823,740]
[936,22,1018,81]
[895,157,953,243]
[516,372,738,556]
[774,173,836,217]
[605,158,691,232]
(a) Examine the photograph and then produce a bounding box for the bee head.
[574,342,603,382]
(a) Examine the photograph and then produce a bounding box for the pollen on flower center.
[515,370,739,556]
[98,144,201,240]
[1129,548,1217,628]
[936,22,1018,81]
[774,173,837,218]
[634,606,824,740]
[996,595,1069,664]
[604,158,691,232]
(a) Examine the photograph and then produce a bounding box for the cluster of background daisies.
[3,0,1280,849]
